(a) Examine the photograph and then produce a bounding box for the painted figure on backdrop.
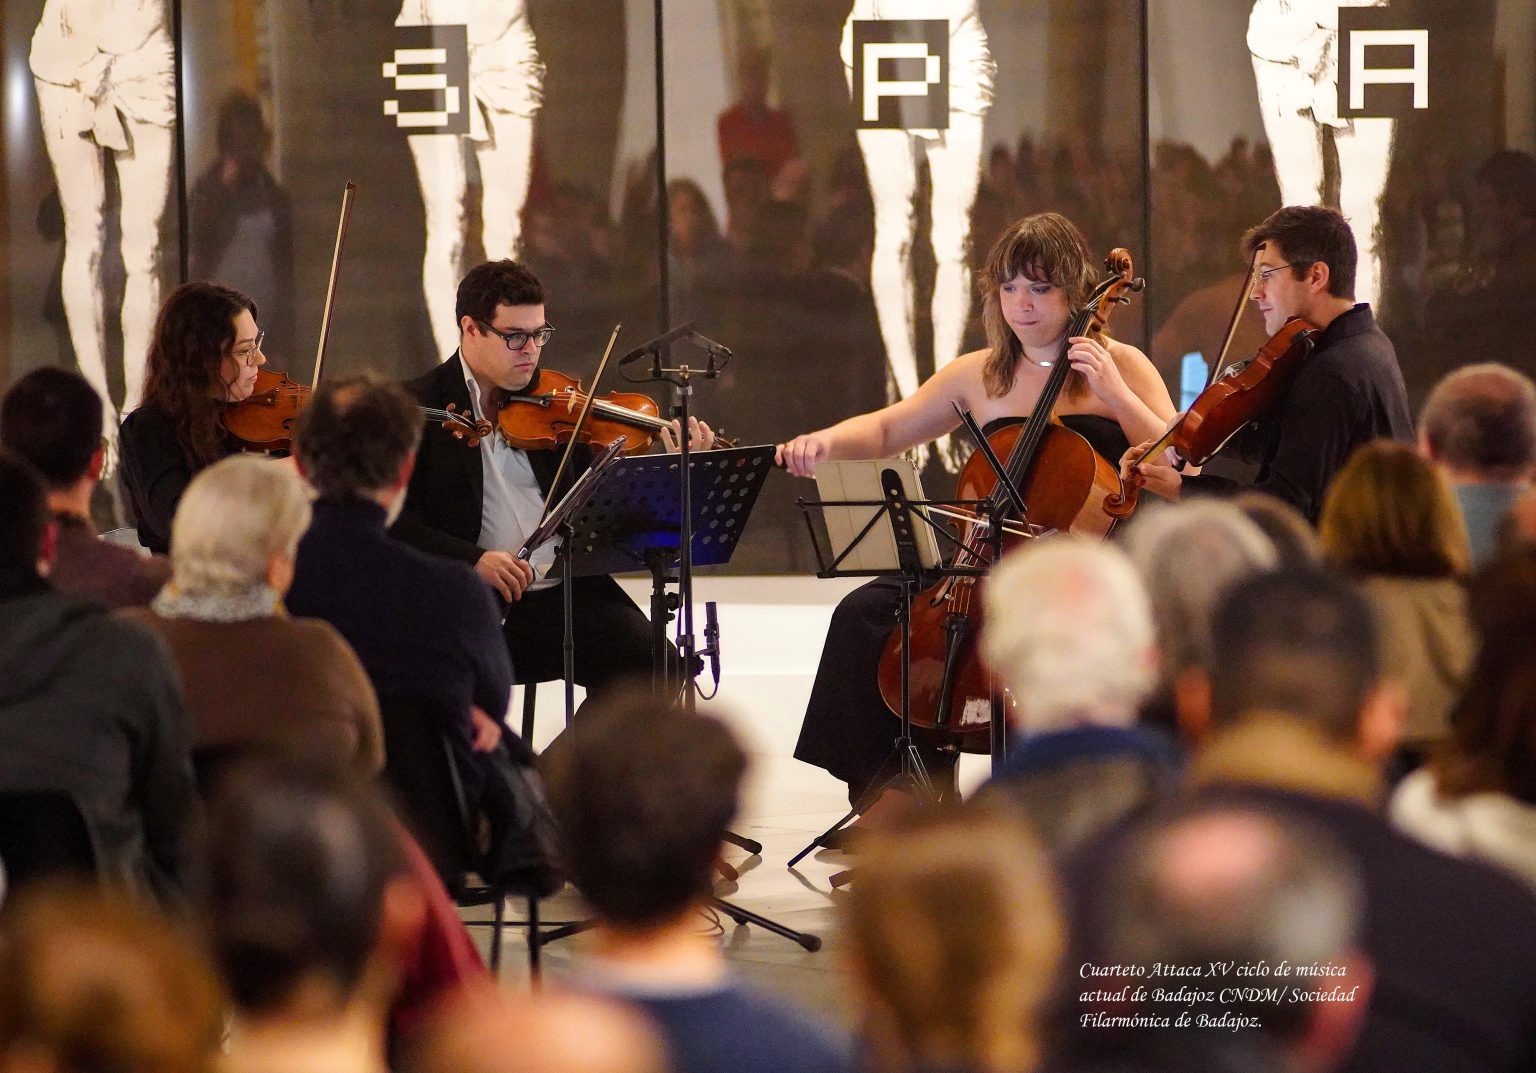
[30,0,176,443]
[1248,0,1394,307]
[842,0,995,471]
[395,0,544,357]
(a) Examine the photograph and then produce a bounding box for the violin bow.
[313,181,357,390]
[1203,245,1263,388]
[533,322,623,531]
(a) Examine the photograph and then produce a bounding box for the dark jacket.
[119,400,232,555]
[977,724,1182,855]
[1186,304,1413,522]
[1066,779,1536,1073]
[393,353,592,565]
[0,570,195,899]
[286,497,512,785]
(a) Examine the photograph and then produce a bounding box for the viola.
[875,249,1145,751]
[494,367,737,454]
[223,368,310,451]
[1102,320,1318,519]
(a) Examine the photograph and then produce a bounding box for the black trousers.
[793,576,957,801]
[501,574,669,695]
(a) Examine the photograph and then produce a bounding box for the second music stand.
[787,460,1008,871]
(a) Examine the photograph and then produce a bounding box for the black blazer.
[393,354,592,564]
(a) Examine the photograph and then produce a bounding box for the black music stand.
[547,444,821,951]
[786,467,1007,873]
[553,444,774,690]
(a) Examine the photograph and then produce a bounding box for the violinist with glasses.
[1119,205,1413,524]
[392,259,715,703]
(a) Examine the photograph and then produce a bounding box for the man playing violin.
[393,259,713,702]
[1123,205,1412,522]
[777,213,1176,803]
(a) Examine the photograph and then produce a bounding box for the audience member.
[1501,485,1536,550]
[1318,441,1474,767]
[186,91,295,348]
[123,455,383,778]
[1,366,169,606]
[1391,547,1536,891]
[846,805,1063,1073]
[1063,807,1368,1073]
[0,452,195,900]
[0,883,223,1073]
[716,46,799,183]
[1166,568,1536,1073]
[1233,491,1320,567]
[419,986,670,1073]
[285,378,511,799]
[544,690,851,1073]
[978,539,1180,854]
[196,760,428,1073]
[1418,363,1536,565]
[1119,500,1277,730]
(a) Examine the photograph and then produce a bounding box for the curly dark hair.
[141,283,258,466]
[454,260,546,332]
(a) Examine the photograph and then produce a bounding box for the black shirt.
[119,400,233,554]
[1184,304,1413,523]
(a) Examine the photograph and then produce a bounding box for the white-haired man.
[978,537,1181,854]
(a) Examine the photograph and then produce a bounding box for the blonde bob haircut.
[845,806,1063,1073]
[979,212,1100,399]
[169,454,311,594]
[1319,439,1471,579]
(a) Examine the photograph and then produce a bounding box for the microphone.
[704,600,721,687]
[618,322,696,367]
[686,330,733,361]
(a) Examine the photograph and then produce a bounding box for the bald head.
[1420,363,1536,483]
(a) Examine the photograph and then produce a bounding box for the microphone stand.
[624,326,820,951]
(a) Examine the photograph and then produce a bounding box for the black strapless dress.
[792,414,1130,799]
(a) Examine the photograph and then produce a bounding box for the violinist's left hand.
[1066,336,1130,405]
[660,416,716,452]
[1119,440,1183,503]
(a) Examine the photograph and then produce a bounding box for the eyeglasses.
[1255,262,1299,286]
[477,320,556,351]
[233,332,265,367]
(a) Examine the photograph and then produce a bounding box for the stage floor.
[482,574,995,1019]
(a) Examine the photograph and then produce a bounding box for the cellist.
[1120,205,1412,522]
[777,212,1175,803]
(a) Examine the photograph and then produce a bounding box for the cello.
[875,250,1145,751]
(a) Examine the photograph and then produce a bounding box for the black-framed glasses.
[1255,262,1298,286]
[233,332,265,366]
[476,320,555,351]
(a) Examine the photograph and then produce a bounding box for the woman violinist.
[777,212,1176,803]
[120,282,271,554]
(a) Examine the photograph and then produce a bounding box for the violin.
[494,367,737,454]
[875,249,1145,751]
[1102,305,1318,518]
[223,368,310,451]
[223,182,354,453]
[220,181,490,452]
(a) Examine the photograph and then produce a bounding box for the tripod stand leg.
[713,897,822,951]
